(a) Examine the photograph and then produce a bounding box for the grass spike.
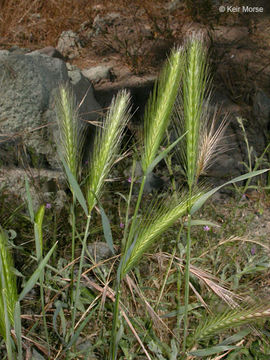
[141,47,184,173]
[121,192,201,276]
[55,84,85,182]
[196,105,229,178]
[87,90,131,212]
[194,306,270,342]
[0,227,17,339]
[175,32,211,186]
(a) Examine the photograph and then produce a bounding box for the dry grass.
[0,0,96,48]
[0,0,190,72]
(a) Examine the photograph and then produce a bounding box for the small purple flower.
[203,225,210,232]
[120,222,124,229]
[45,203,52,209]
[251,247,256,256]
[84,160,89,166]
[242,194,247,200]
[127,177,132,183]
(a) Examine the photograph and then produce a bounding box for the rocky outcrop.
[0,49,101,169]
[0,48,101,209]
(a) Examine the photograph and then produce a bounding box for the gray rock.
[213,26,249,45]
[87,242,113,263]
[57,30,82,59]
[0,168,66,212]
[82,65,113,83]
[92,12,120,34]
[0,49,9,57]
[31,349,46,360]
[253,89,270,128]
[76,337,98,359]
[124,161,165,193]
[9,46,30,55]
[0,53,69,168]
[30,46,65,60]
[67,65,101,121]
[0,52,101,169]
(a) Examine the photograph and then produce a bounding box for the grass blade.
[191,169,269,215]
[99,205,115,255]
[24,175,34,222]
[14,301,22,360]
[19,242,58,301]
[189,219,220,227]
[60,155,88,216]
[189,345,240,357]
[65,309,95,350]
[219,328,251,346]
[146,131,187,176]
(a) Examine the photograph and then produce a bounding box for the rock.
[82,65,114,83]
[212,26,249,44]
[31,349,46,360]
[0,50,101,206]
[253,89,270,128]
[92,13,121,35]
[8,46,30,55]
[0,49,9,57]
[30,46,65,60]
[65,63,102,125]
[56,30,82,59]
[124,161,165,193]
[0,51,101,169]
[0,168,66,212]
[76,337,98,359]
[0,52,69,168]
[166,0,183,11]
[144,172,165,193]
[87,242,113,263]
[208,153,240,178]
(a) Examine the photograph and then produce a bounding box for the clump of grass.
[52,33,269,360]
[234,116,270,196]
[3,30,268,359]
[55,86,132,341]
[172,33,229,350]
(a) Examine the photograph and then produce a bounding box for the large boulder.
[0,49,101,209]
[0,49,101,169]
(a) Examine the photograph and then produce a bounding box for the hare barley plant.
[54,33,269,359]
[55,86,132,338]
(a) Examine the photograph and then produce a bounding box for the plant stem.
[110,173,146,358]
[109,280,121,360]
[71,214,91,336]
[156,247,176,311]
[40,272,49,349]
[122,159,136,249]
[183,211,192,353]
[123,174,146,255]
[243,141,270,194]
[3,290,13,360]
[69,196,76,315]
[176,224,183,339]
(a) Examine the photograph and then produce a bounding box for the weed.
[0,32,270,360]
